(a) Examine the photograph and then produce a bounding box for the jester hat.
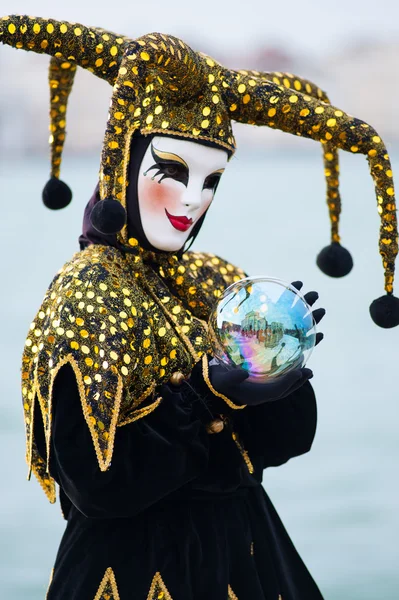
[1,15,398,327]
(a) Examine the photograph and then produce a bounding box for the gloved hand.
[290,280,325,347]
[207,362,311,406]
[208,280,325,407]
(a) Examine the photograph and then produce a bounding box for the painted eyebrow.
[204,168,225,180]
[151,145,189,169]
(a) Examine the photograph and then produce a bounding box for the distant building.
[241,310,267,333]
[240,311,285,347]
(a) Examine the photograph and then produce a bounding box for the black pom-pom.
[42,177,72,210]
[90,199,126,235]
[369,294,399,328]
[316,242,353,278]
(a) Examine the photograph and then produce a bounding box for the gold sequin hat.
[1,15,398,327]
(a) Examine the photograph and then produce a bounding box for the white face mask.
[137,136,228,252]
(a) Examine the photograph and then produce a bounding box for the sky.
[1,0,398,58]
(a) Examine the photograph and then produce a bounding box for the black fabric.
[125,133,155,250]
[34,361,324,599]
[90,198,127,235]
[79,184,118,250]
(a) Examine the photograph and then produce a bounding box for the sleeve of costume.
[48,364,210,519]
[237,381,317,469]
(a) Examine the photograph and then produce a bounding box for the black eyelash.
[144,162,189,187]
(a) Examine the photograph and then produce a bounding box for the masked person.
[1,15,398,600]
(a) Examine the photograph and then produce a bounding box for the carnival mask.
[137,136,228,252]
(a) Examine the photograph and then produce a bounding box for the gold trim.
[146,571,174,600]
[25,382,57,503]
[118,396,163,427]
[141,127,236,154]
[31,462,56,504]
[232,430,254,474]
[45,568,54,599]
[201,355,245,410]
[94,567,120,600]
[26,384,36,479]
[34,369,51,472]
[47,354,123,472]
[131,380,157,410]
[228,585,239,600]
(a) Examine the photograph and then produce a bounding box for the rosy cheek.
[139,177,182,215]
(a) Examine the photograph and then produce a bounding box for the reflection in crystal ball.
[209,277,316,382]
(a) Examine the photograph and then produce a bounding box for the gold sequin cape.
[0,15,397,296]
[22,242,246,502]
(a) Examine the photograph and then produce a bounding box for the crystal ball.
[209,277,317,382]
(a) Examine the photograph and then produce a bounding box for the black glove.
[289,280,325,347]
[207,361,312,406]
[208,280,325,407]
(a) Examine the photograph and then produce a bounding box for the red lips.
[165,209,193,232]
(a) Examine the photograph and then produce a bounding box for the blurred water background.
[0,146,398,599]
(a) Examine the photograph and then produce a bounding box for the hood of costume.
[1,15,398,502]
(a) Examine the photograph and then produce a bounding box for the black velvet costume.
[36,359,321,600]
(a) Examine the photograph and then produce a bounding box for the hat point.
[42,177,72,210]
[316,242,353,278]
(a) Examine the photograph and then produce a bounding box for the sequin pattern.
[0,14,397,294]
[21,244,246,501]
[0,15,127,80]
[48,57,76,179]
